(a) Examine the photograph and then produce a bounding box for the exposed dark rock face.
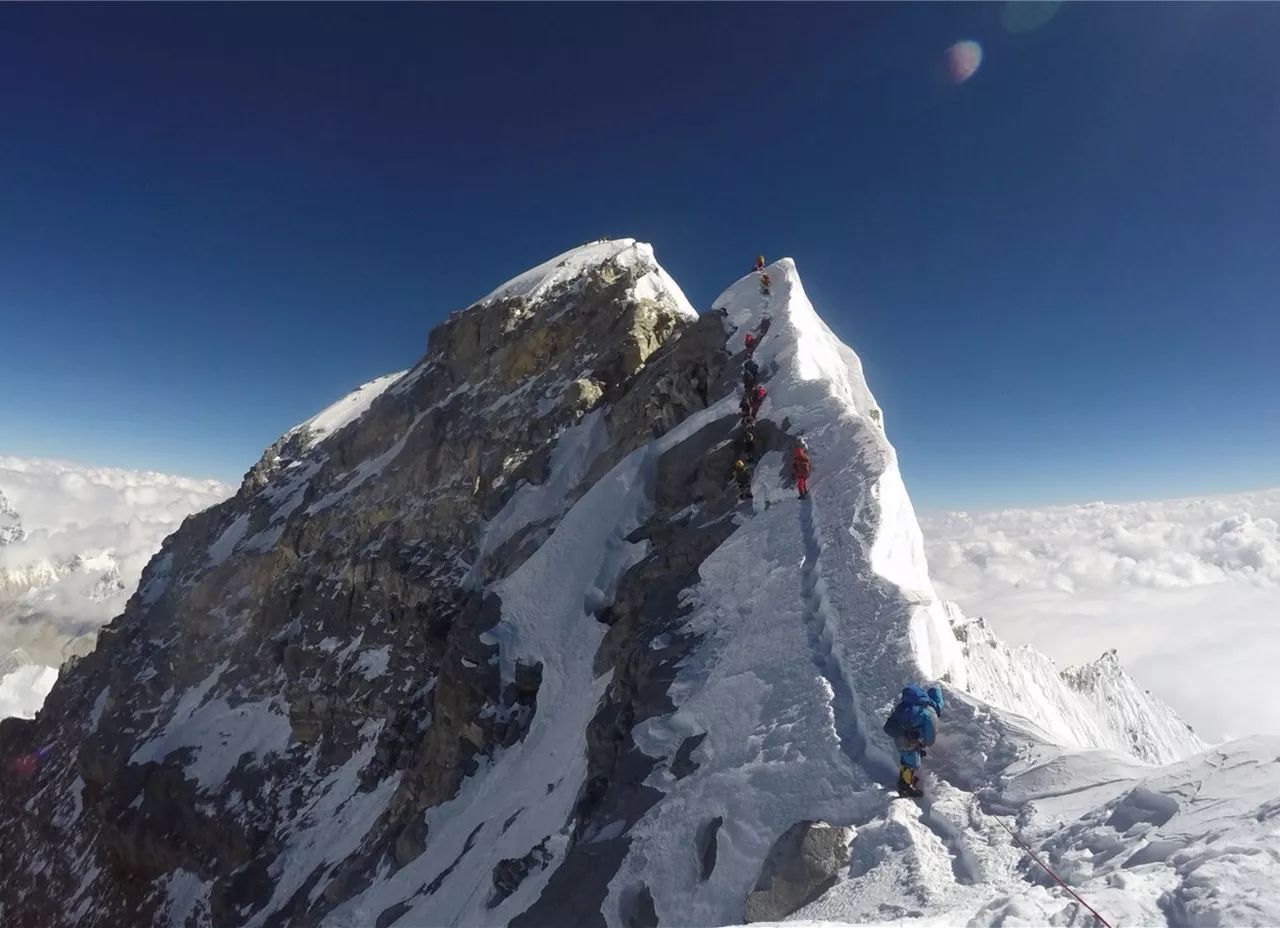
[743,821,853,922]
[490,837,553,908]
[0,240,751,927]
[697,815,723,881]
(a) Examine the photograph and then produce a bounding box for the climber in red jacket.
[748,384,767,419]
[792,439,811,499]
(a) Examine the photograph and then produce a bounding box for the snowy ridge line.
[287,371,408,445]
[4,241,1251,928]
[797,497,891,783]
[476,238,696,322]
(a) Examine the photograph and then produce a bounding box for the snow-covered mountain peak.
[478,238,696,320]
[0,490,22,545]
[0,243,1252,928]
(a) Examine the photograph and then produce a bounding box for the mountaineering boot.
[897,765,923,798]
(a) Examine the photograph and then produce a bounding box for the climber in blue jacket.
[883,684,944,798]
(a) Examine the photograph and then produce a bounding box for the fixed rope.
[993,816,1114,928]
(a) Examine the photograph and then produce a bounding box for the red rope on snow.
[994,816,1114,928]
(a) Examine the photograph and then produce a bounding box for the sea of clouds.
[923,488,1280,743]
[0,456,231,671]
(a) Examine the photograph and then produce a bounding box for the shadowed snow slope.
[0,244,1271,928]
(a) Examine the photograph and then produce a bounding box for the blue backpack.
[883,685,929,738]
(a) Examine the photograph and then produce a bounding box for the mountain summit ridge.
[1,240,1263,928]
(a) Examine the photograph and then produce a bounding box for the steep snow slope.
[324,260,1212,927]
[0,244,1267,928]
[286,371,407,443]
[956,611,1203,765]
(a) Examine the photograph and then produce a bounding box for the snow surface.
[317,256,1221,927]
[286,371,406,444]
[44,246,1277,927]
[207,513,250,566]
[128,661,292,793]
[328,359,737,927]
[478,239,697,322]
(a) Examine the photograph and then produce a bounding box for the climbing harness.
[993,816,1113,928]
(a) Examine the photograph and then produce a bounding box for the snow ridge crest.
[0,239,1233,928]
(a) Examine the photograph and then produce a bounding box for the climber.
[739,392,754,425]
[792,438,811,499]
[730,458,753,500]
[743,357,760,391]
[760,273,772,296]
[744,331,758,355]
[755,254,766,272]
[735,423,757,461]
[748,383,767,419]
[756,315,772,339]
[882,684,944,798]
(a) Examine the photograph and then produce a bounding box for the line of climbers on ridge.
[754,253,772,296]
[728,255,809,504]
[736,255,945,800]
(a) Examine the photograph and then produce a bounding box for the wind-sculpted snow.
[0,242,1270,928]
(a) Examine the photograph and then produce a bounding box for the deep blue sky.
[2,3,1276,510]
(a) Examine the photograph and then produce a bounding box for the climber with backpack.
[742,357,760,391]
[748,383,767,419]
[883,684,944,798]
[756,315,772,339]
[739,391,754,425]
[755,254,766,272]
[760,273,772,296]
[744,331,758,355]
[735,422,757,462]
[791,438,811,499]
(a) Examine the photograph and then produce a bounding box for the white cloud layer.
[924,488,1280,743]
[0,456,232,667]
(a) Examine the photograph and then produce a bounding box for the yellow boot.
[897,764,923,798]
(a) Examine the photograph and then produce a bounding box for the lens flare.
[1002,1,1062,34]
[944,40,983,84]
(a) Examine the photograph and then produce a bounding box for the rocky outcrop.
[0,241,1205,928]
[743,821,853,922]
[0,239,723,927]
